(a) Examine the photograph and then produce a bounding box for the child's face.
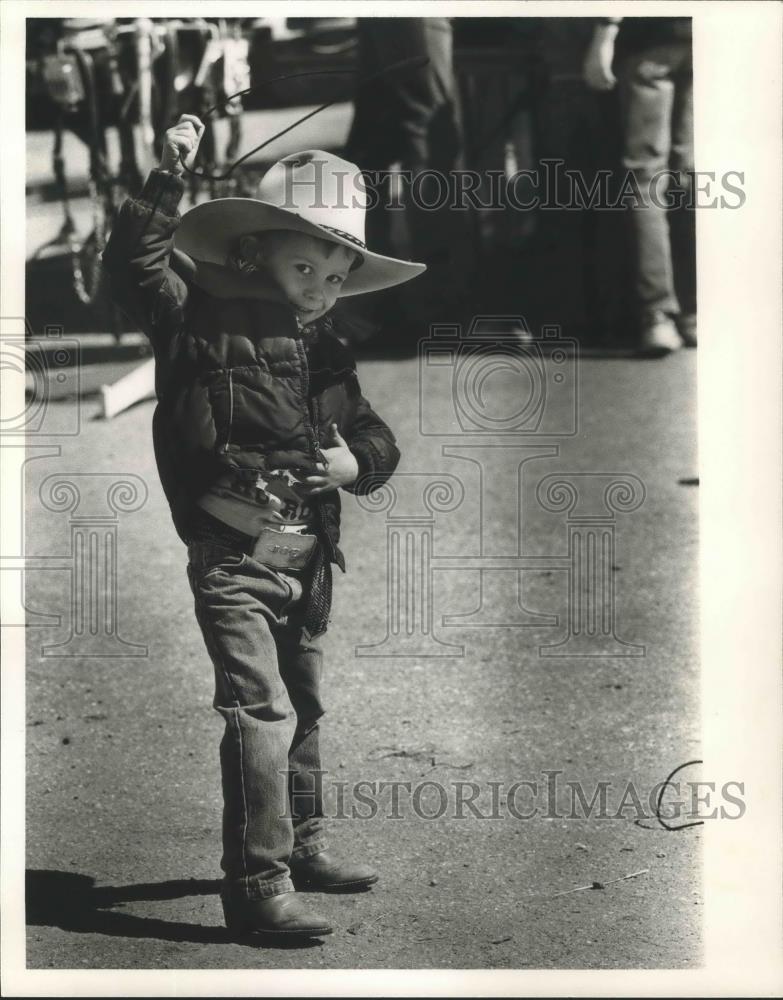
[248,232,358,325]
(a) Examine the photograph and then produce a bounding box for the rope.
[179,57,430,181]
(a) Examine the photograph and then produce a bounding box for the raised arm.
[101,115,205,349]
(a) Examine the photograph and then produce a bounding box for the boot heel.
[221,897,250,936]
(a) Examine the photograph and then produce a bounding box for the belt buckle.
[251,527,316,570]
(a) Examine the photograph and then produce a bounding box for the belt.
[190,506,317,571]
[250,526,317,571]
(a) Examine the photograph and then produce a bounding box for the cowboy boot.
[290,850,379,893]
[222,890,333,939]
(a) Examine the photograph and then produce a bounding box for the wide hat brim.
[174,198,426,297]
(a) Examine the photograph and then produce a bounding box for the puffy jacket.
[102,169,401,571]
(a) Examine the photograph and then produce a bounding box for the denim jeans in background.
[618,41,696,322]
[186,540,328,900]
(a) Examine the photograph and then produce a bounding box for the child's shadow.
[26,869,322,951]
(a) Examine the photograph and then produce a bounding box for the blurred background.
[25,15,695,358]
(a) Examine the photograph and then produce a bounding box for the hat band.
[320,225,367,252]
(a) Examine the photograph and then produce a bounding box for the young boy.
[102,114,424,940]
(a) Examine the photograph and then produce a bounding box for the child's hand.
[297,424,359,495]
[160,115,205,175]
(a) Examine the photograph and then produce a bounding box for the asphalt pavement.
[24,346,701,970]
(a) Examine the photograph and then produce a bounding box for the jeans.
[618,42,696,322]
[186,540,328,900]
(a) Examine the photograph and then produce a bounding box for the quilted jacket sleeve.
[344,389,401,496]
[101,169,188,351]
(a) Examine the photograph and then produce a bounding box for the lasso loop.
[634,759,705,832]
[180,56,429,181]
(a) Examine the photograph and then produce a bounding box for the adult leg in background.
[618,43,683,323]
[668,50,696,339]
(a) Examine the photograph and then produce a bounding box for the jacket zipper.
[296,340,320,460]
[296,340,338,564]
[226,369,234,449]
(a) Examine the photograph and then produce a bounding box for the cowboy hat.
[174,150,426,296]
